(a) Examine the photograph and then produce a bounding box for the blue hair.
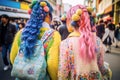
[21,2,49,58]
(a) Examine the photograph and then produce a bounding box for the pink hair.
[67,5,96,63]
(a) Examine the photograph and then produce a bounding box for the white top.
[102,28,109,41]
[42,22,51,29]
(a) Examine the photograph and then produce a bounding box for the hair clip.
[40,2,47,7]
[87,7,93,13]
[43,6,49,12]
[61,14,66,21]
[76,9,82,16]
[72,14,80,21]
[72,9,82,21]
[28,9,32,15]
[29,0,37,9]
[40,1,49,12]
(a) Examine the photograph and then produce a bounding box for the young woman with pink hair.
[58,5,111,80]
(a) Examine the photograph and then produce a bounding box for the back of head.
[61,14,67,23]
[67,5,96,63]
[1,14,9,23]
[21,0,53,58]
[99,19,104,24]
[1,14,9,19]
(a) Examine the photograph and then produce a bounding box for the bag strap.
[41,29,54,43]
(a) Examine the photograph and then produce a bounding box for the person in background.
[0,14,16,71]
[102,18,115,53]
[115,22,120,48]
[18,22,25,30]
[51,17,61,30]
[23,19,28,25]
[107,18,116,44]
[10,0,61,80]
[58,14,70,40]
[96,19,105,39]
[10,18,19,31]
[102,24,112,53]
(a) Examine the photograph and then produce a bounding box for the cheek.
[19,25,22,28]
[1,18,5,22]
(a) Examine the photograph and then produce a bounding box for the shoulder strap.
[41,29,54,43]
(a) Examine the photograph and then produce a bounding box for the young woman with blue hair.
[10,0,61,80]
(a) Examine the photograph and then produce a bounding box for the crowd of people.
[0,0,120,80]
[96,18,120,53]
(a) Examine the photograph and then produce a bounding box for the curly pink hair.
[67,5,96,63]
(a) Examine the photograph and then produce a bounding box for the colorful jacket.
[58,31,111,80]
[10,25,61,80]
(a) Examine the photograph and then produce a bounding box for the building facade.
[114,0,120,24]
[96,0,120,24]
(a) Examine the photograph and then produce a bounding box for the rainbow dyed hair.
[67,5,96,63]
[21,0,53,58]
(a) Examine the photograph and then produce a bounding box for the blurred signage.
[0,0,20,8]
[0,6,27,13]
[0,6,17,12]
[20,2,29,10]
[98,0,112,14]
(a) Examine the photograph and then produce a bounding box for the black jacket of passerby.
[96,23,105,39]
[59,23,70,40]
[108,23,115,31]
[115,26,120,40]
[0,22,16,46]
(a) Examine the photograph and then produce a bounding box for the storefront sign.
[98,0,112,14]
[0,6,27,13]
[20,2,29,10]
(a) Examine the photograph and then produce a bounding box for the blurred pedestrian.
[107,18,116,44]
[18,22,25,30]
[58,14,70,40]
[10,0,61,80]
[11,18,20,31]
[115,22,120,48]
[102,24,112,53]
[51,17,61,30]
[96,19,105,39]
[0,14,16,71]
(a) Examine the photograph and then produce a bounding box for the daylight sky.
[62,0,84,6]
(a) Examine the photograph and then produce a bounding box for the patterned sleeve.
[58,40,70,80]
[97,38,110,77]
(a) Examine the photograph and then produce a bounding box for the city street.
[0,45,120,80]
[0,0,120,80]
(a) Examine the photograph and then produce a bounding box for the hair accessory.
[87,7,93,13]
[61,14,66,21]
[40,1,49,12]
[28,9,32,14]
[40,2,47,7]
[76,9,82,16]
[29,0,37,9]
[72,14,80,21]
[43,6,49,12]
[71,9,82,27]
[72,9,82,21]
